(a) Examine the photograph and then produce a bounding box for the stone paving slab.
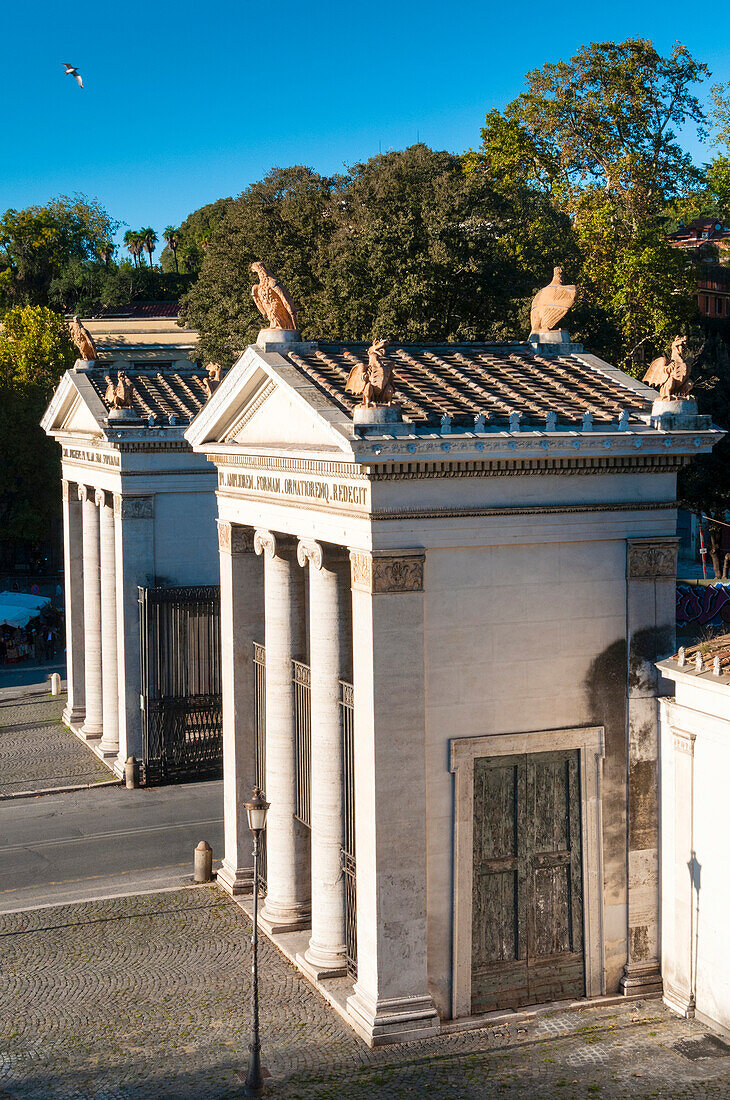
[1,888,730,1098]
[0,694,113,795]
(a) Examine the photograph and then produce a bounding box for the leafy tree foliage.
[0,196,117,308]
[160,199,232,274]
[0,307,75,554]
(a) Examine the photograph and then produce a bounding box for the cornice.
[371,500,677,522]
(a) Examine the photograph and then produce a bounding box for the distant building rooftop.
[668,218,730,251]
[97,301,181,320]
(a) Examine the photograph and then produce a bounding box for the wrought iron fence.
[253,642,267,889]
[139,585,222,785]
[293,660,312,828]
[340,679,357,978]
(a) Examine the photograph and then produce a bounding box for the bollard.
[124,755,140,789]
[50,673,61,696]
[194,841,213,883]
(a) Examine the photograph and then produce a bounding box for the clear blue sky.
[2,0,727,258]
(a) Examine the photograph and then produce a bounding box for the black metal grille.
[139,585,222,785]
[253,642,267,890]
[293,660,312,828]
[340,679,357,979]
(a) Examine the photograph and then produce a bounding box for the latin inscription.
[62,447,120,467]
[220,470,368,508]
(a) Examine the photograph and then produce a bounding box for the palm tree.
[163,226,179,273]
[98,242,113,267]
[139,228,158,270]
[123,230,141,268]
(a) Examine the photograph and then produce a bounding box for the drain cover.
[673,1035,730,1060]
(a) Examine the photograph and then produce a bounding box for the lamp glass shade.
[244,787,270,833]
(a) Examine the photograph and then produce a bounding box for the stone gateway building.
[186,328,721,1045]
[42,312,221,776]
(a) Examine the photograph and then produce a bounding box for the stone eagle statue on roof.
[104,371,134,409]
[530,267,578,333]
[642,335,694,401]
[345,339,396,407]
[250,262,298,331]
[69,316,98,360]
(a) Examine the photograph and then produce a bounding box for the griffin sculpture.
[642,336,694,401]
[250,262,297,330]
[203,362,222,399]
[70,316,98,360]
[104,371,135,409]
[345,339,396,407]
[530,267,578,333]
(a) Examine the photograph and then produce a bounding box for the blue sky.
[2,0,727,258]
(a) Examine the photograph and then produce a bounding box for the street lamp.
[244,786,270,1098]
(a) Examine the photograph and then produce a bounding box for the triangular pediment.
[41,372,107,438]
[186,346,355,455]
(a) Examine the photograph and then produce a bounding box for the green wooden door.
[471,750,585,1014]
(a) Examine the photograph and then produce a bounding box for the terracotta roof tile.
[86,367,215,425]
[287,343,652,426]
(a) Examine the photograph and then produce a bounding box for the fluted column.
[255,529,310,932]
[61,480,85,726]
[217,520,264,896]
[78,485,103,738]
[296,539,351,979]
[96,490,119,757]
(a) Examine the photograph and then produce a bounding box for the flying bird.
[63,63,83,88]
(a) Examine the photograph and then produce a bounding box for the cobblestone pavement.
[0,693,113,795]
[2,888,730,1098]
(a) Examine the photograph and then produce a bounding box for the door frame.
[449,726,605,1019]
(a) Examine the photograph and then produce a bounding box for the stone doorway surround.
[449,725,606,1019]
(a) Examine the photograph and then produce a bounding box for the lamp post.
[244,786,270,1097]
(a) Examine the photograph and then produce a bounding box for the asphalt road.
[0,779,224,912]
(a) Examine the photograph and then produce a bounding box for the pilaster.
[78,484,103,738]
[663,724,698,1018]
[345,548,439,1045]
[217,520,264,896]
[255,529,311,932]
[61,480,85,725]
[96,490,119,757]
[621,536,678,996]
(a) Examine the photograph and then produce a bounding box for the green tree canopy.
[160,199,233,274]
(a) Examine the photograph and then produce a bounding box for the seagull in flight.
[63,63,83,88]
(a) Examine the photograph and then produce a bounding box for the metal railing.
[340,679,357,978]
[253,642,267,889]
[293,660,312,828]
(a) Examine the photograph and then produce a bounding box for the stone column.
[346,550,439,1046]
[78,484,103,738]
[295,539,351,980]
[217,520,264,896]
[254,529,310,932]
[61,480,85,726]
[114,495,155,773]
[620,537,678,996]
[96,490,119,757]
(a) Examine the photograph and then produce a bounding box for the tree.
[124,230,141,268]
[0,306,75,557]
[163,226,179,273]
[139,228,158,269]
[159,199,232,274]
[0,195,117,308]
[478,39,709,365]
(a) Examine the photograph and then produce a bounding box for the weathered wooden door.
[471,750,584,1013]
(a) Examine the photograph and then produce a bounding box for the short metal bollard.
[124,755,140,789]
[194,841,213,883]
[49,673,62,696]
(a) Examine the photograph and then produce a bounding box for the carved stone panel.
[114,495,154,519]
[627,538,679,579]
[217,520,255,555]
[350,551,425,593]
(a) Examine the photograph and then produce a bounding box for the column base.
[97,740,119,759]
[79,722,103,741]
[296,949,347,981]
[217,860,254,897]
[664,981,695,1019]
[259,901,311,935]
[620,962,663,997]
[346,986,440,1047]
[62,706,85,727]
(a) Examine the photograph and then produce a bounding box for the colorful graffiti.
[677,583,730,627]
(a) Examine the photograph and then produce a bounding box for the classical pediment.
[41,372,107,438]
[185,346,355,455]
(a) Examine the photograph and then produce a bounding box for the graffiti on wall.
[677,583,730,626]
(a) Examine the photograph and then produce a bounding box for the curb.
[0,779,123,802]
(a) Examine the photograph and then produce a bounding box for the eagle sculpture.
[530,267,578,333]
[203,362,222,399]
[642,336,694,401]
[104,371,134,409]
[250,262,298,331]
[70,316,98,360]
[345,339,396,407]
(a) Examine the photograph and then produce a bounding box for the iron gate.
[139,585,222,784]
[253,642,267,888]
